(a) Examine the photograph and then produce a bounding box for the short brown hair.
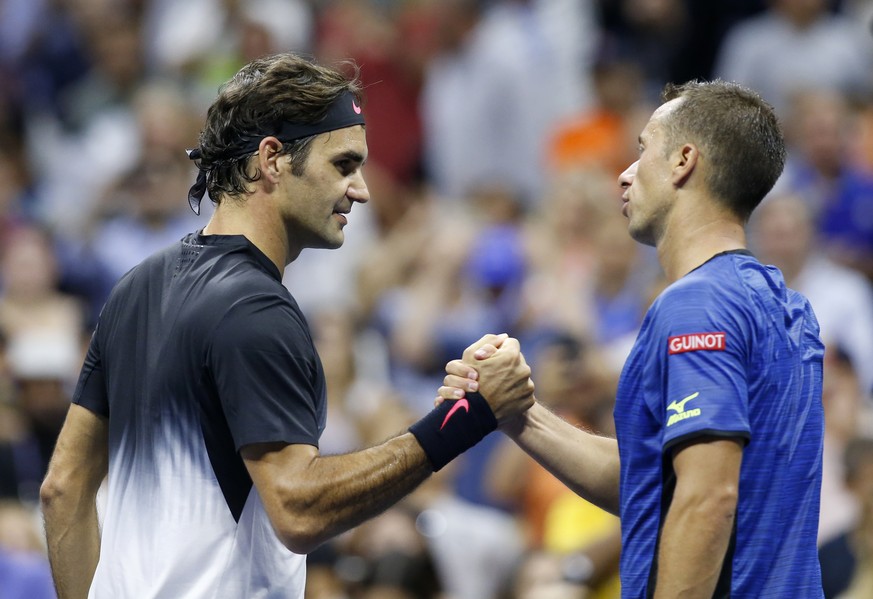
[660,80,786,221]
[196,53,363,203]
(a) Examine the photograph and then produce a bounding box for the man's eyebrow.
[335,150,366,165]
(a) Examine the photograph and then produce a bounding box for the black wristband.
[409,392,498,472]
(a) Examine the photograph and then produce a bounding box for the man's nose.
[348,172,370,203]
[618,160,638,191]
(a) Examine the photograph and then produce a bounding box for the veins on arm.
[243,433,431,554]
[41,405,109,599]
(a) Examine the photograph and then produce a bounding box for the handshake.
[409,333,536,472]
[437,333,536,423]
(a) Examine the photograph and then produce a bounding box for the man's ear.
[671,143,699,188]
[258,136,285,184]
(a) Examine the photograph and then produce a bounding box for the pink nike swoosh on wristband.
[440,398,470,430]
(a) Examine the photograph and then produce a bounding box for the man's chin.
[318,234,344,250]
[627,224,655,248]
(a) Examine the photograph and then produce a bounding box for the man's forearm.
[40,404,108,599]
[654,438,743,597]
[246,433,433,554]
[43,490,101,599]
[653,489,736,597]
[291,434,432,539]
[505,402,621,514]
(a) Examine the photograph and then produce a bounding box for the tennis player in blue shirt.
[441,80,825,598]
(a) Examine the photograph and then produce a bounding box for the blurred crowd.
[1,0,873,598]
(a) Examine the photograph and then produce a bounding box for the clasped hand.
[436,333,535,424]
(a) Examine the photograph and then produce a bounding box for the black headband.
[185,90,365,215]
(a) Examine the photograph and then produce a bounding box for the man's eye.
[336,160,353,174]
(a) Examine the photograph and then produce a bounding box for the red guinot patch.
[668,332,726,355]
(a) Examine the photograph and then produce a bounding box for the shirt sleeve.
[72,326,110,417]
[207,293,324,450]
[658,282,753,452]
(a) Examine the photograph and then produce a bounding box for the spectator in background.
[315,1,429,187]
[337,505,443,599]
[521,169,613,342]
[421,0,595,206]
[857,96,873,174]
[414,470,525,599]
[0,329,47,505]
[5,330,80,494]
[587,211,651,363]
[818,348,868,546]
[776,89,873,280]
[666,0,768,83]
[41,81,202,319]
[0,226,84,345]
[0,500,45,553]
[819,436,873,598]
[547,56,652,178]
[26,7,146,236]
[142,0,312,89]
[0,400,45,504]
[0,143,33,228]
[522,167,657,372]
[157,0,316,119]
[88,150,200,283]
[596,0,691,103]
[0,330,12,405]
[0,0,91,124]
[442,220,529,503]
[0,330,34,502]
[0,225,84,496]
[499,550,588,599]
[713,0,873,116]
[382,184,528,413]
[0,500,56,599]
[354,171,436,321]
[81,81,201,284]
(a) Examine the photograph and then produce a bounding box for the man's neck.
[656,197,747,282]
[202,195,294,272]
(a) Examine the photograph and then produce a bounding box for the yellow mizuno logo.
[666,392,702,427]
[667,391,699,414]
